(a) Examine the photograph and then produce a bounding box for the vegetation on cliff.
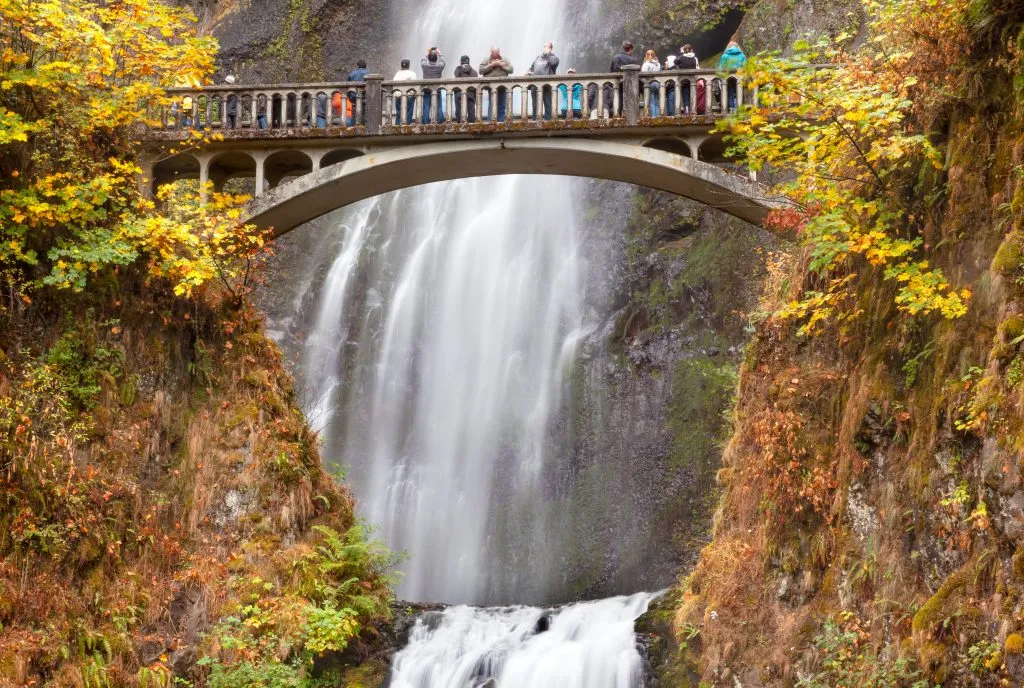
[664,0,1024,684]
[0,2,395,686]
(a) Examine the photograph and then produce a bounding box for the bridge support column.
[683,136,706,160]
[252,151,269,197]
[622,65,640,126]
[364,74,383,135]
[136,159,156,200]
[197,153,212,204]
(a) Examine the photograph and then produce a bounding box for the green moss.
[1005,633,1024,654]
[1000,315,1024,340]
[992,232,1023,275]
[911,559,976,635]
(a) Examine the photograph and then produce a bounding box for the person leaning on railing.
[479,48,513,122]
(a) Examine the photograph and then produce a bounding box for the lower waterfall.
[389,593,659,688]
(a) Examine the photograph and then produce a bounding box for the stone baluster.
[621,65,639,125]
[736,76,744,109]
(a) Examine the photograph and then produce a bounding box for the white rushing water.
[390,593,659,688]
[293,0,603,605]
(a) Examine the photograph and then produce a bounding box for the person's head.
[460,55,471,65]
[400,59,410,69]
[225,74,236,84]
[622,41,634,54]
[644,49,657,62]
[544,41,553,53]
[727,40,739,49]
[427,50,438,63]
[357,59,367,68]
[490,47,501,60]
[681,44,693,54]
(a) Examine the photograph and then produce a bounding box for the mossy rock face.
[1000,315,1024,341]
[1006,632,1024,654]
[992,232,1024,275]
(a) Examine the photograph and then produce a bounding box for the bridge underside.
[240,138,777,235]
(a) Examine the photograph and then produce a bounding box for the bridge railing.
[151,66,818,135]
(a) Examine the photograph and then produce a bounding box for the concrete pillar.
[197,153,211,205]
[308,149,326,170]
[622,65,640,125]
[364,74,383,135]
[684,136,706,160]
[137,159,156,200]
[252,151,268,197]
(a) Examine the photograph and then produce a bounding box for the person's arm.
[549,54,559,72]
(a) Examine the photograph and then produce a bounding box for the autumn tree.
[720,0,980,335]
[0,0,267,301]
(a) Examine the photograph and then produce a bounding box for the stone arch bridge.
[141,66,796,234]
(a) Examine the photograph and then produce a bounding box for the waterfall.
[390,593,659,688]
[289,0,606,606]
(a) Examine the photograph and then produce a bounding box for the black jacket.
[610,52,637,72]
[676,53,698,70]
[454,64,478,78]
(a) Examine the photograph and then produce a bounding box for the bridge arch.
[320,148,366,169]
[244,138,779,236]
[264,149,313,189]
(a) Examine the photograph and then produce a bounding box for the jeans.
[485,88,508,122]
[316,115,327,128]
[257,114,267,129]
[227,114,237,129]
[454,92,477,122]
[647,85,660,117]
[727,82,738,112]
[666,87,676,116]
[421,89,445,123]
[533,87,552,120]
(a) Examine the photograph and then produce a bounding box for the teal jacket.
[718,45,747,71]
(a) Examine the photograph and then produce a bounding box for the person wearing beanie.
[453,55,478,122]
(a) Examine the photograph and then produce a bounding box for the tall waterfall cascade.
[296,0,601,606]
[278,0,660,680]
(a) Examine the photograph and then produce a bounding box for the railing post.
[364,74,383,134]
[621,65,640,125]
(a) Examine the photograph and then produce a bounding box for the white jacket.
[641,60,661,73]
[393,69,417,81]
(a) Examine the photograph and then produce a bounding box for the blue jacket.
[718,45,747,71]
[347,67,368,82]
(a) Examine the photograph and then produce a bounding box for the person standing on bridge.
[420,47,446,124]
[453,55,478,123]
[393,59,417,124]
[224,74,238,128]
[676,45,699,115]
[718,41,747,112]
[600,41,637,118]
[480,48,513,122]
[529,42,559,120]
[558,68,583,119]
[346,59,369,126]
[641,49,662,117]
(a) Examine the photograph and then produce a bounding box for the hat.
[460,55,470,64]
[225,74,236,84]
[567,68,577,74]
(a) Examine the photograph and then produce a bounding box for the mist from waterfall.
[291,0,602,606]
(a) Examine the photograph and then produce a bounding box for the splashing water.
[390,593,659,688]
